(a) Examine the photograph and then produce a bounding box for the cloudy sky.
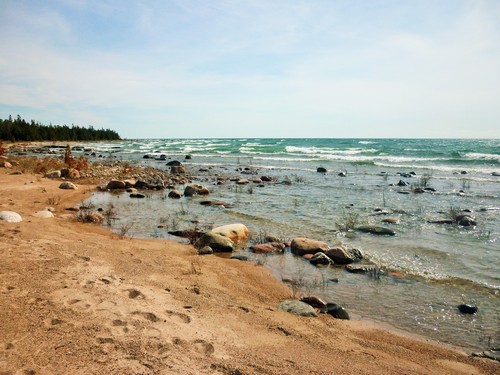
[1,0,499,139]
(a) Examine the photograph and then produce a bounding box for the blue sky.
[1,0,499,139]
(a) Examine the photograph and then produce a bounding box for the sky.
[0,0,499,139]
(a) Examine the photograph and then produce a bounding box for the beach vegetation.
[118,222,133,238]
[103,203,116,226]
[0,142,5,156]
[0,115,120,141]
[247,184,253,194]
[419,172,432,187]
[335,210,361,232]
[46,195,61,206]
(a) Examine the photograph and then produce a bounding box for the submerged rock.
[457,304,478,314]
[168,190,182,199]
[456,215,477,227]
[317,167,327,173]
[357,225,396,236]
[345,264,378,274]
[184,184,209,197]
[291,237,329,256]
[325,247,362,265]
[309,252,333,266]
[250,242,285,254]
[277,300,317,317]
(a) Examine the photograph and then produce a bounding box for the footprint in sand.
[132,311,160,322]
[165,310,191,324]
[127,289,145,299]
[192,339,215,356]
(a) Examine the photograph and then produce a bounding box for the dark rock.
[321,303,350,320]
[184,184,209,197]
[345,264,378,274]
[325,247,362,265]
[277,300,317,317]
[397,180,409,186]
[301,296,327,309]
[290,237,329,256]
[261,176,273,182]
[185,155,192,160]
[427,219,454,224]
[106,179,126,189]
[492,172,500,177]
[457,304,478,314]
[317,167,327,173]
[460,170,468,175]
[168,190,182,199]
[338,171,347,177]
[424,187,436,192]
[309,252,333,266]
[413,187,425,194]
[129,193,146,198]
[357,225,396,236]
[456,215,477,227]
[143,154,150,159]
[166,160,182,166]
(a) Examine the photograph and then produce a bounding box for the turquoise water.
[79,138,499,351]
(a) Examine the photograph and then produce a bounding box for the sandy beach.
[1,157,499,374]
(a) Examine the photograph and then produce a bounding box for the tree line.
[0,115,121,141]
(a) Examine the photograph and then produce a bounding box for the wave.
[465,152,500,161]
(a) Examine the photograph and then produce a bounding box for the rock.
[261,176,273,182]
[130,193,146,198]
[492,172,500,177]
[106,179,126,189]
[250,242,285,254]
[472,349,500,361]
[143,154,150,159]
[413,187,425,193]
[0,161,12,168]
[277,300,317,317]
[195,233,233,252]
[458,304,478,314]
[397,180,409,186]
[357,225,396,236]
[61,168,80,179]
[126,188,138,193]
[184,184,209,197]
[199,200,233,208]
[300,296,327,309]
[338,171,347,177]
[230,253,249,261]
[382,217,400,224]
[198,246,213,255]
[45,170,62,178]
[302,254,314,260]
[321,303,350,320]
[123,179,137,188]
[185,155,192,160]
[456,215,477,226]
[59,182,78,190]
[427,219,454,225]
[345,264,378,274]
[290,237,329,256]
[460,170,468,175]
[166,160,182,166]
[195,223,249,252]
[32,210,54,218]
[310,252,333,266]
[317,167,327,173]
[209,223,249,245]
[236,179,250,185]
[171,165,186,174]
[325,247,362,265]
[168,190,182,199]
[0,211,22,223]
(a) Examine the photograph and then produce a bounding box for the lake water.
[77,138,499,352]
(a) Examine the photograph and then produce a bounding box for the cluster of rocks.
[277,297,350,320]
[290,237,364,266]
[0,155,17,169]
[428,209,478,227]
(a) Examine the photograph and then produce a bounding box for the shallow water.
[76,138,499,351]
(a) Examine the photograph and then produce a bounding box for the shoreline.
[1,154,499,374]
